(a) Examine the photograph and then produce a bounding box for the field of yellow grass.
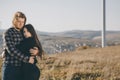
[0,45,120,80]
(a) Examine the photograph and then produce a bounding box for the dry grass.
[38,45,120,80]
[0,45,120,80]
[0,58,2,80]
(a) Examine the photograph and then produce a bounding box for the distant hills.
[38,30,120,40]
[0,29,120,54]
[28,30,120,54]
[1,29,120,39]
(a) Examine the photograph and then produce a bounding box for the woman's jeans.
[2,64,22,80]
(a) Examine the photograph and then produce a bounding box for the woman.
[16,24,43,80]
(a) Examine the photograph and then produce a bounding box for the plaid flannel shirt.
[3,27,29,66]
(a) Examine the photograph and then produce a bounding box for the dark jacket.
[16,37,37,63]
[16,37,40,80]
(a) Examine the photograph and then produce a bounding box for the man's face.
[14,18,25,30]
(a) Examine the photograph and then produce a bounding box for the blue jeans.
[2,64,22,80]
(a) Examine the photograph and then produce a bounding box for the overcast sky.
[0,0,120,32]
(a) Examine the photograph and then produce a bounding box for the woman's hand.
[28,56,34,64]
[30,47,39,56]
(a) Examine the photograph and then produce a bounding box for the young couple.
[2,11,43,80]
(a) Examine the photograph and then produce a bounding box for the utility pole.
[0,21,1,29]
[102,0,106,47]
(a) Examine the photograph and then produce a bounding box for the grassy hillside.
[39,45,120,80]
[0,46,120,80]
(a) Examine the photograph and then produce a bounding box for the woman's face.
[23,27,32,38]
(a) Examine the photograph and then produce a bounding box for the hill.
[38,30,120,40]
[37,45,120,80]
[0,30,120,54]
[38,30,120,53]
[0,45,120,80]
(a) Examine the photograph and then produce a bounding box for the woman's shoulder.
[23,37,36,45]
[25,37,35,42]
[18,37,36,48]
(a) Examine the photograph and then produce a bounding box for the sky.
[0,0,120,32]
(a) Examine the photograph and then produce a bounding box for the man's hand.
[30,47,39,56]
[28,56,34,64]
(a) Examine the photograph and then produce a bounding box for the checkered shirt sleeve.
[3,28,29,66]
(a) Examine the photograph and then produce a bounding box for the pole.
[102,0,106,47]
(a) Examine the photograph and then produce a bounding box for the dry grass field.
[0,45,120,80]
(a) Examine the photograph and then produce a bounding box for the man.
[2,11,38,80]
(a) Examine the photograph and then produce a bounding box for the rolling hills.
[0,30,120,54]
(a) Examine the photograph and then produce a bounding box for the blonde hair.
[12,11,27,26]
